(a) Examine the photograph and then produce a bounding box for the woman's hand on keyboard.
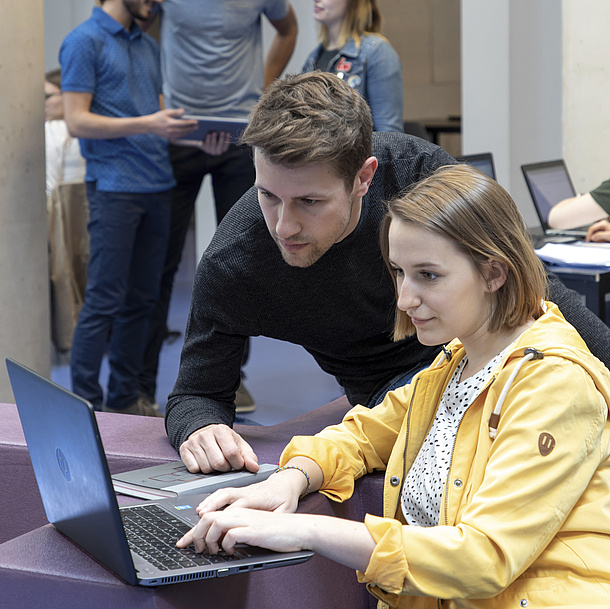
[176,507,376,572]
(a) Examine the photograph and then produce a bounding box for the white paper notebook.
[535,242,610,268]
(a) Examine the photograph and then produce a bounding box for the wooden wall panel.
[379,0,461,154]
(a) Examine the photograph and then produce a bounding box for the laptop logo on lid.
[56,447,71,481]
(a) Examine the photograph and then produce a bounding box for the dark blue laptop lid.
[6,358,138,584]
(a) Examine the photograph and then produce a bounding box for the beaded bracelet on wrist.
[274,465,311,498]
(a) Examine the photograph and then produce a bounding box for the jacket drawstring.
[488,347,545,439]
[441,345,452,362]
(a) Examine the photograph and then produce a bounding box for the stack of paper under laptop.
[535,242,610,268]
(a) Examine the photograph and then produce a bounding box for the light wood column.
[0,0,50,400]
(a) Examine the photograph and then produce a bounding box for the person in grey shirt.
[140,0,298,412]
[166,72,610,475]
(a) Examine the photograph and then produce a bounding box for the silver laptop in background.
[521,160,589,242]
[6,358,313,587]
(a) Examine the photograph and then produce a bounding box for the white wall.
[462,0,610,225]
[461,1,511,185]
[461,0,562,228]
[44,0,93,70]
[562,0,610,193]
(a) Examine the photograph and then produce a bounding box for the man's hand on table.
[179,424,259,474]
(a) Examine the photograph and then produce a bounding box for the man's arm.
[164,314,253,473]
[62,91,197,140]
[165,237,262,473]
[264,4,298,88]
[165,315,258,474]
[547,269,610,367]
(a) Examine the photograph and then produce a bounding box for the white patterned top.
[400,347,509,526]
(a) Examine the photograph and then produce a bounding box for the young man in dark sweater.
[166,72,610,474]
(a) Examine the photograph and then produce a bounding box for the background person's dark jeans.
[139,144,255,401]
[71,183,171,411]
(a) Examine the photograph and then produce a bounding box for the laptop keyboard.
[121,504,248,572]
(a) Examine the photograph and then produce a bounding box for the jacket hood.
[439,301,610,437]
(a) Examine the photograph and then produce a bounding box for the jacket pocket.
[458,575,557,608]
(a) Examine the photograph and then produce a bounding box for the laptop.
[521,160,589,241]
[6,358,313,587]
[456,152,496,180]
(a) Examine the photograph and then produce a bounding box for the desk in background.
[416,116,461,145]
[548,265,610,323]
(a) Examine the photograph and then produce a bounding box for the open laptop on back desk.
[6,359,313,587]
[522,160,589,244]
[456,152,496,180]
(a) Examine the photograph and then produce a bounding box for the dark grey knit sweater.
[165,132,610,449]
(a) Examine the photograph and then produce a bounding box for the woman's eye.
[421,271,439,281]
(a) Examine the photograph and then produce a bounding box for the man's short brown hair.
[45,68,62,90]
[240,72,373,191]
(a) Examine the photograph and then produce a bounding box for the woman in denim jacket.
[303,0,404,132]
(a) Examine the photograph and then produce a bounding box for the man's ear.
[486,259,508,293]
[353,156,378,198]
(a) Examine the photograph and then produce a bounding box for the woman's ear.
[485,260,508,293]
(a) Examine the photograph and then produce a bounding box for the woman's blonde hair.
[320,0,383,48]
[380,164,548,341]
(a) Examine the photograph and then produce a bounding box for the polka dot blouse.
[401,346,510,527]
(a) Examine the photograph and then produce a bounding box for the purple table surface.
[0,397,353,543]
[0,398,383,609]
[0,488,378,609]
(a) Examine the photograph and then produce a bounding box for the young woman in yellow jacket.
[178,164,610,608]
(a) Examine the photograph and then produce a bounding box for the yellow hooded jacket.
[281,302,610,608]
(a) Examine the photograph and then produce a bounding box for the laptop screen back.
[6,359,138,584]
[457,152,496,180]
[521,160,576,230]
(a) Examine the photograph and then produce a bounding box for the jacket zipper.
[442,375,496,526]
[436,376,496,609]
[393,376,419,518]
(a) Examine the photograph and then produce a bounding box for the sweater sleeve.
[547,267,610,368]
[164,253,255,449]
[590,178,610,213]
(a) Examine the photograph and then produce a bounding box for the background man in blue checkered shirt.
[60,0,196,417]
